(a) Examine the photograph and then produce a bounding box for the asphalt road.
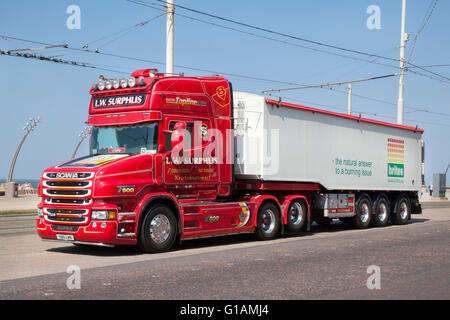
[0,202,449,301]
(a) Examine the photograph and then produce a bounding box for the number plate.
[56,234,74,241]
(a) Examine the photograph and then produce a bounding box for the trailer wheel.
[372,194,390,227]
[352,194,372,229]
[286,200,307,232]
[255,202,280,240]
[391,195,410,225]
[139,204,177,253]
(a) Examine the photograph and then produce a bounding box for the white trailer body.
[233,92,423,192]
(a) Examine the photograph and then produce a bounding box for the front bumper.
[36,216,137,246]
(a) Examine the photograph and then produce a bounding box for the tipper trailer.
[37,69,423,252]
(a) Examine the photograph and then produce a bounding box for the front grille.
[44,208,89,224]
[45,198,91,205]
[48,216,85,222]
[44,181,90,187]
[47,208,87,215]
[52,224,80,232]
[45,189,90,196]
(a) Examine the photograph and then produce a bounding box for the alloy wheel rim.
[262,209,276,233]
[150,214,171,244]
[289,202,304,226]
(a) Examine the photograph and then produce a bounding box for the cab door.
[162,117,219,199]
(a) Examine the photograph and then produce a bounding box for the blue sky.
[0,0,449,183]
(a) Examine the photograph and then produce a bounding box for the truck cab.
[37,69,237,250]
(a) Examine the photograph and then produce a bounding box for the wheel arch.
[135,193,181,238]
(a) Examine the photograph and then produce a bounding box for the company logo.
[166,97,207,107]
[212,86,230,108]
[116,185,135,193]
[92,94,146,108]
[387,138,404,178]
[205,215,220,223]
[56,172,80,179]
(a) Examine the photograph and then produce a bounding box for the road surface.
[0,202,449,300]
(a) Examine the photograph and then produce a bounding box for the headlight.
[105,80,113,90]
[128,77,136,87]
[113,79,120,89]
[38,208,43,217]
[91,210,116,220]
[98,80,105,90]
[120,78,128,88]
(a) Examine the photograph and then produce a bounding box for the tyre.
[352,194,372,229]
[286,200,307,232]
[255,202,281,240]
[372,194,390,227]
[139,204,178,253]
[391,195,410,225]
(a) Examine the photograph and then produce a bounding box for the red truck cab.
[37,69,253,251]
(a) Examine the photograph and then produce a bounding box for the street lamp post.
[72,127,90,159]
[5,117,40,197]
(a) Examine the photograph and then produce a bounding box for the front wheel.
[255,202,280,240]
[139,204,178,253]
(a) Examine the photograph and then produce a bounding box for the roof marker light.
[128,77,136,87]
[98,80,105,90]
[113,79,120,89]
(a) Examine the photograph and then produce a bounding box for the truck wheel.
[372,195,390,227]
[352,194,372,229]
[255,202,280,240]
[391,195,410,225]
[286,200,307,232]
[139,204,177,253]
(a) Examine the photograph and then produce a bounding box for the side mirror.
[171,121,186,151]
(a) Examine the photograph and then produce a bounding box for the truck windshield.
[90,123,158,155]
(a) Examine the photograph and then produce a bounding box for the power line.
[0,50,129,75]
[126,0,401,71]
[407,0,439,63]
[150,0,400,63]
[265,93,450,128]
[130,0,450,84]
[1,35,449,119]
[261,74,397,93]
[82,13,165,50]
[327,86,450,118]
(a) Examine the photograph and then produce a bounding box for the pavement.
[0,194,39,212]
[0,204,448,300]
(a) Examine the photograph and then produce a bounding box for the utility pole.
[397,0,408,125]
[347,84,352,115]
[166,0,174,75]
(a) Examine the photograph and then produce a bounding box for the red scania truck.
[37,68,424,252]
